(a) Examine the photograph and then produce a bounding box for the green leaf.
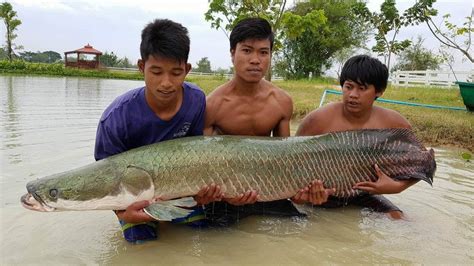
[461,152,472,161]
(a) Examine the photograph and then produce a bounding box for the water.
[1,75,473,264]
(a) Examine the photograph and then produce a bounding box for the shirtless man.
[296,54,419,219]
[202,18,334,226]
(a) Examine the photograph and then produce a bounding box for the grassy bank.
[2,61,472,151]
[0,60,145,80]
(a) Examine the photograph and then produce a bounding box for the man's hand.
[194,184,224,205]
[291,180,335,205]
[115,200,155,223]
[224,190,259,206]
[353,164,418,194]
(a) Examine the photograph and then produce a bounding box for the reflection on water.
[1,75,473,264]
[4,76,22,164]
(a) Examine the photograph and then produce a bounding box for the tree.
[0,2,22,62]
[0,47,7,60]
[194,57,212,73]
[117,56,133,68]
[100,51,120,67]
[354,0,418,71]
[42,51,61,63]
[392,36,443,71]
[205,0,326,80]
[20,51,62,63]
[20,51,56,63]
[205,0,289,42]
[275,0,369,79]
[404,0,473,63]
[332,46,367,79]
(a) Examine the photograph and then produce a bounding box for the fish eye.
[49,189,58,198]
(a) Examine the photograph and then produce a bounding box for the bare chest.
[214,99,283,136]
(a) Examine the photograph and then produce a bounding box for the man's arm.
[189,91,206,136]
[272,91,293,137]
[296,109,326,136]
[204,96,218,136]
[94,120,127,161]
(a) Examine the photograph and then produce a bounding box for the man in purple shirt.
[95,81,205,161]
[95,19,220,243]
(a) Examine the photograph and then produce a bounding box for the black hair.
[339,55,389,93]
[229,17,274,51]
[140,19,190,62]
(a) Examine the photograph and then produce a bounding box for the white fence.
[391,70,474,87]
[105,67,283,80]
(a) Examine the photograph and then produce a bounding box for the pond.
[1,75,472,264]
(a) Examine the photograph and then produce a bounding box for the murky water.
[1,75,472,264]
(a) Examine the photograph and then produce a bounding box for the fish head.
[21,177,58,212]
[21,160,127,212]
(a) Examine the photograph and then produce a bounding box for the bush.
[0,60,143,80]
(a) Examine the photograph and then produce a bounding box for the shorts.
[119,206,207,244]
[203,199,306,227]
[320,194,401,213]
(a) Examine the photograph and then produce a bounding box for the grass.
[2,60,472,151]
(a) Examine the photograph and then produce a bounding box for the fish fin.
[395,173,433,186]
[121,165,154,195]
[144,197,197,221]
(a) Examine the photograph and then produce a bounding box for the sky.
[2,0,473,72]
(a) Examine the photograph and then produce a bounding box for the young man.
[296,54,418,219]
[95,19,221,243]
[203,18,334,226]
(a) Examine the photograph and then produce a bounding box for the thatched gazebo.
[64,44,102,69]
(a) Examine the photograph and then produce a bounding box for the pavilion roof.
[65,44,102,55]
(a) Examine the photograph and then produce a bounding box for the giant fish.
[21,128,436,220]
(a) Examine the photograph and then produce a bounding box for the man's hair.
[140,19,190,62]
[339,55,389,93]
[229,17,274,51]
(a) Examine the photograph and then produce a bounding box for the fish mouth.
[21,193,55,212]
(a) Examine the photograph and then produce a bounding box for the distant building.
[64,44,102,69]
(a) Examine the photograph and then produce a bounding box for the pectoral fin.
[144,197,197,221]
[121,165,154,195]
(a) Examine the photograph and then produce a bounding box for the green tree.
[0,2,22,62]
[392,36,443,71]
[194,57,212,73]
[117,56,133,68]
[354,0,417,70]
[404,0,473,63]
[100,51,120,67]
[275,0,369,79]
[42,51,61,63]
[19,51,61,63]
[332,46,367,79]
[205,0,326,80]
[0,47,7,60]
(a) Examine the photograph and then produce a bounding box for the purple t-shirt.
[94,82,205,161]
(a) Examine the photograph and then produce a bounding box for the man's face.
[138,55,191,106]
[231,38,271,83]
[341,80,383,114]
